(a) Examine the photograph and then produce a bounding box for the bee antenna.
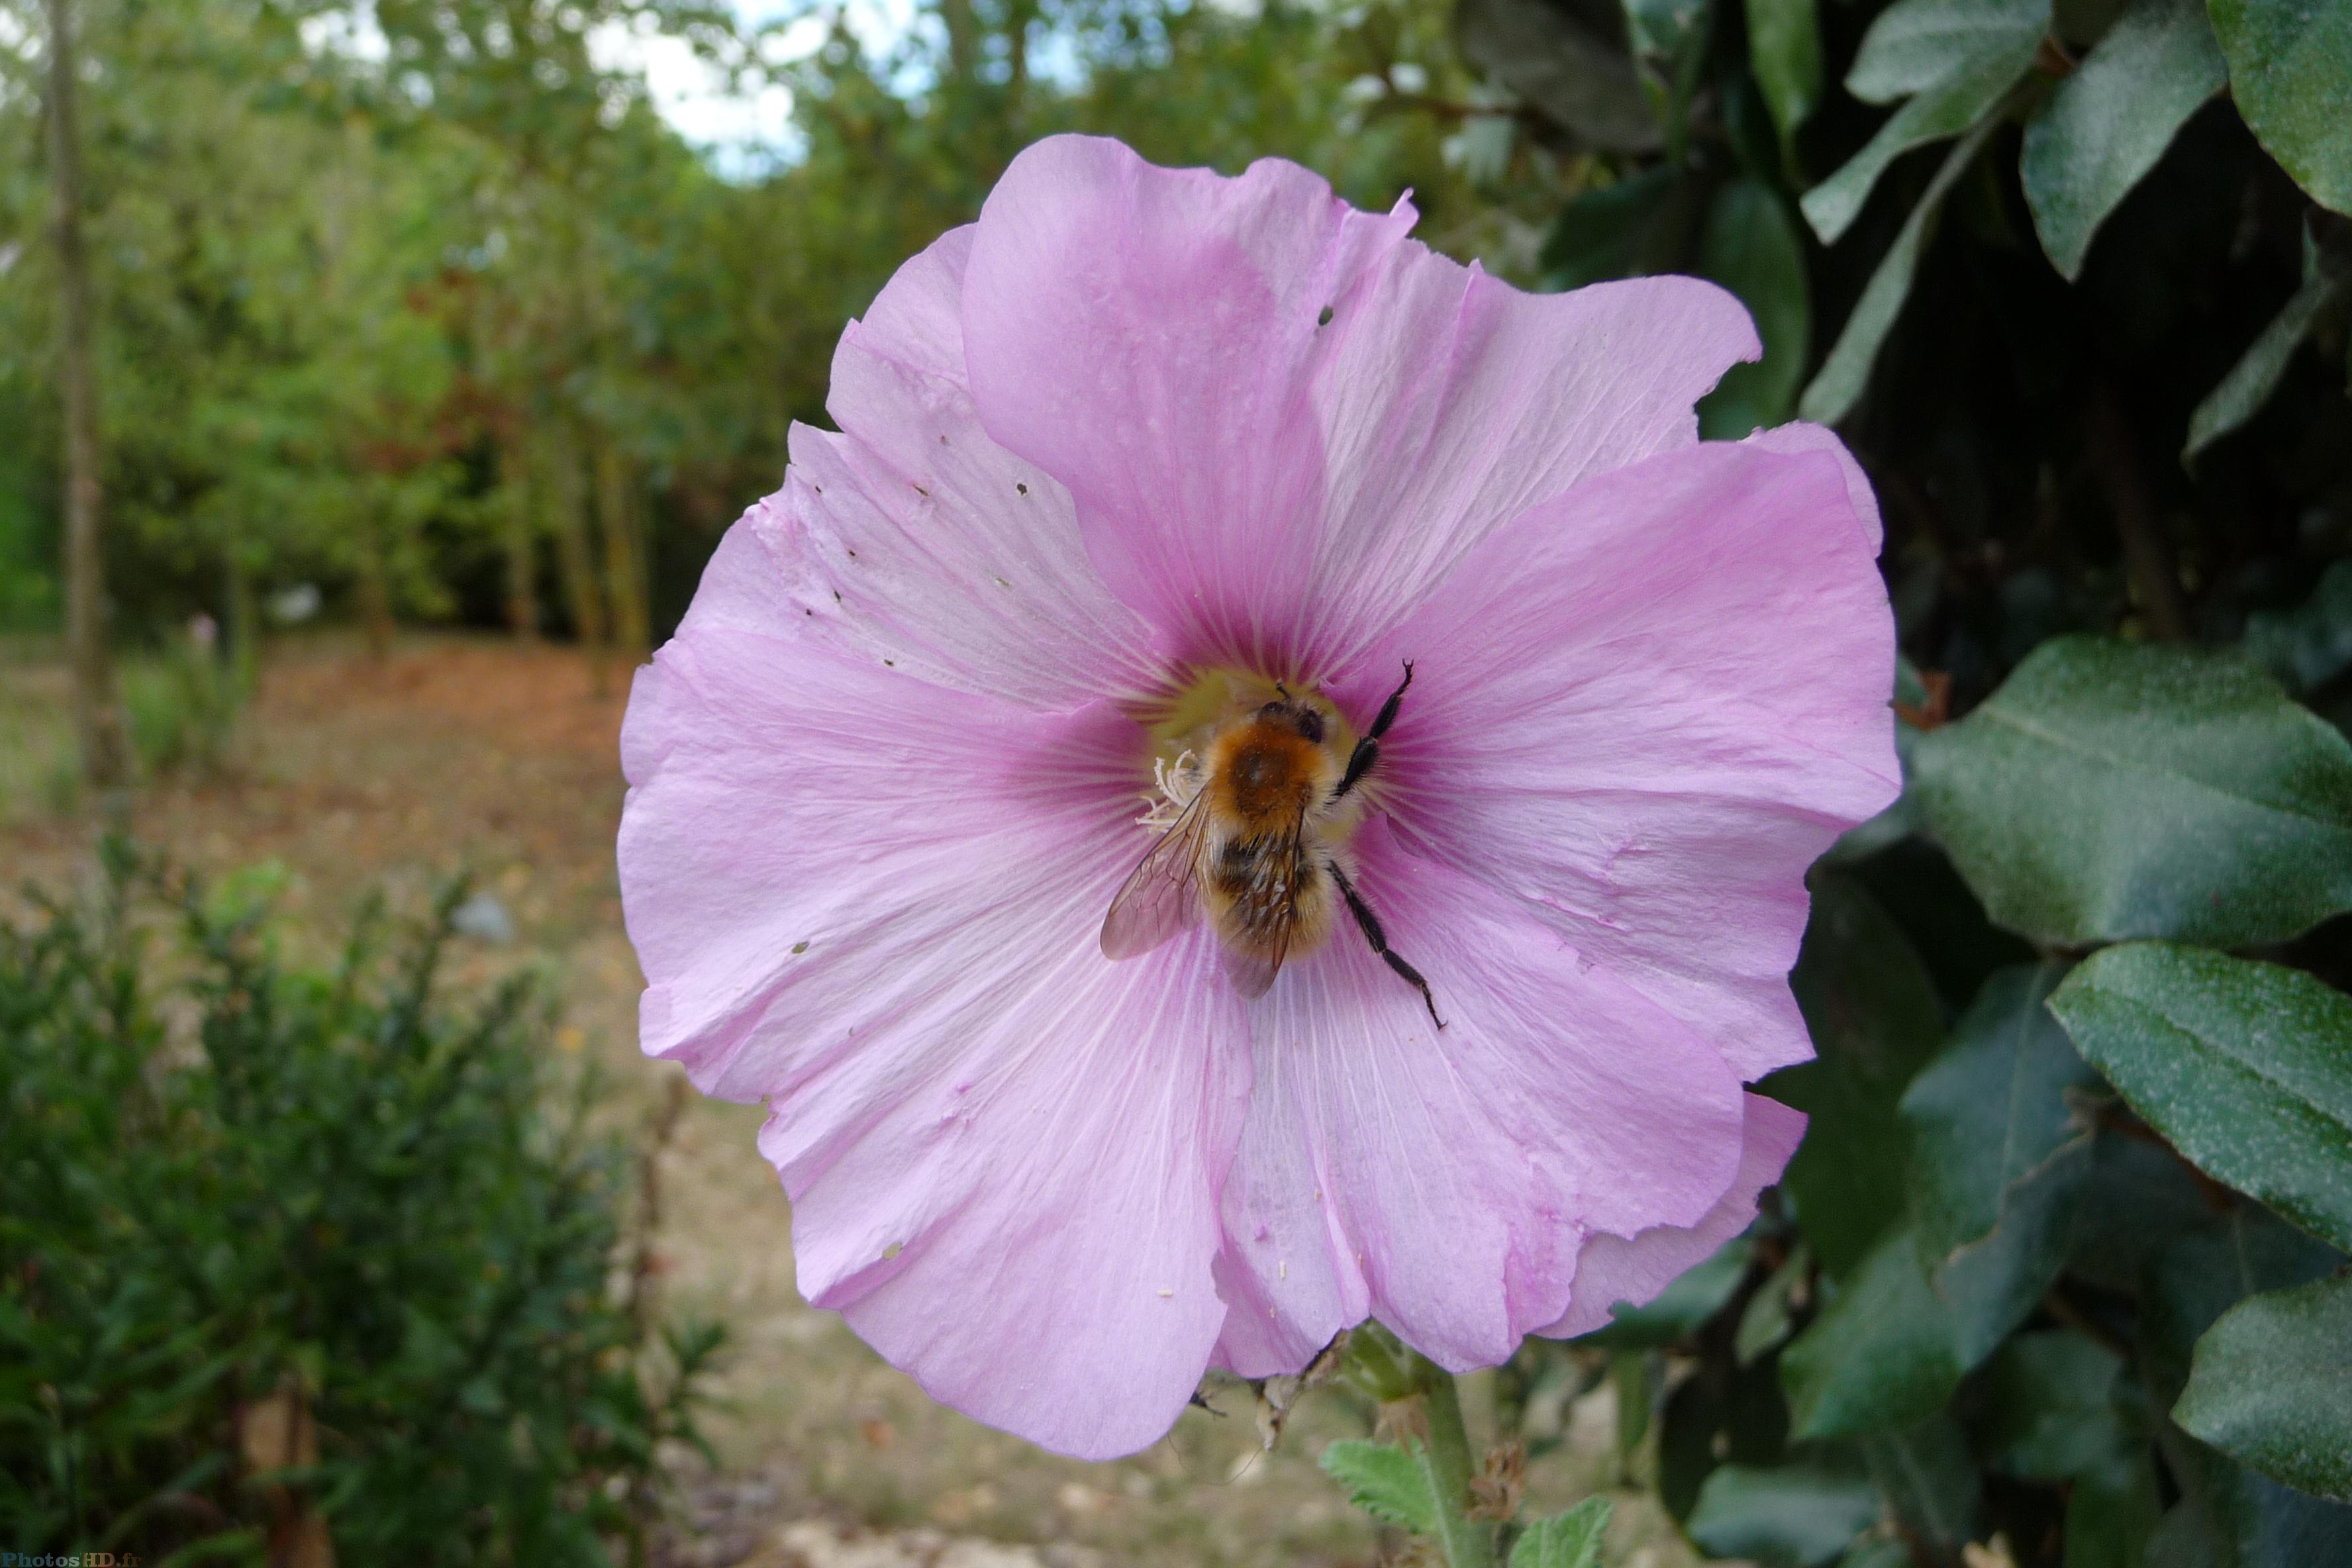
[1273,681,1291,700]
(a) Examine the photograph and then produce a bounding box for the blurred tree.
[0,0,1489,658]
[41,0,125,789]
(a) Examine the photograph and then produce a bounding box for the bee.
[1099,663,1443,1027]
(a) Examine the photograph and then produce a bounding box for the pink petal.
[1210,817,1745,1377]
[785,914,1248,1460]
[1538,1095,1808,1340]
[960,135,1759,673]
[1290,269,1761,677]
[961,136,1402,670]
[620,630,1251,1457]
[666,489,820,646]
[1743,419,1884,548]
[1339,440,1900,1082]
[775,226,1163,707]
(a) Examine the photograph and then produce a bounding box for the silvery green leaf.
[2020,0,2225,279]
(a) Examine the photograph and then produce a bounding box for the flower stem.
[1408,1352,1496,1568]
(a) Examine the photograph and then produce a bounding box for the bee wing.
[1100,793,1210,960]
[1220,940,1284,999]
[1218,810,1308,1000]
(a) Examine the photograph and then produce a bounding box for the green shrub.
[0,848,721,1565]
[122,636,245,781]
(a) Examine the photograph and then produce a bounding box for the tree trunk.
[223,543,257,695]
[501,430,539,639]
[594,442,649,662]
[548,428,607,646]
[355,511,395,662]
[546,426,611,694]
[1007,0,1035,113]
[45,0,126,790]
[942,0,980,84]
[2089,387,2189,642]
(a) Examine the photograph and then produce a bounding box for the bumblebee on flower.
[1105,662,1442,1024]
[618,134,1898,1458]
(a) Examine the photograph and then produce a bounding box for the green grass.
[0,647,249,822]
[0,663,78,824]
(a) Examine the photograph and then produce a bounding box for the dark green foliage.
[2208,0,2352,215]
[2053,944,2352,1253]
[1696,178,1813,435]
[2182,229,2352,464]
[1582,1239,1755,1348]
[1900,965,2092,1264]
[1859,1415,1979,1560]
[0,852,720,1563]
[1795,0,2046,246]
[2175,1273,2352,1503]
[1486,0,2352,1524]
[1911,639,2352,948]
[1684,1461,1879,1566]
[2244,560,2352,694]
[2020,0,2224,280]
[1780,1226,1965,1438]
[1765,875,1943,1278]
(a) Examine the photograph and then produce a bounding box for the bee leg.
[1332,660,1414,801]
[1328,859,1445,1030]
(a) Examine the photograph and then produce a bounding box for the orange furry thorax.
[1205,718,1333,834]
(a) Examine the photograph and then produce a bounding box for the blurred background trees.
[0,0,1484,695]
[7,0,2339,710]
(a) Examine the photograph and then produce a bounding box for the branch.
[2088,389,2190,641]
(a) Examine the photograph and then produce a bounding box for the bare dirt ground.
[1,636,1700,1568]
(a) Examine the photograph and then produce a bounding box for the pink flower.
[618,135,1898,1459]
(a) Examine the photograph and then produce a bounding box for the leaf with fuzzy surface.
[1797,116,2001,422]
[2021,0,2225,277]
[2177,1272,2352,1504]
[2184,259,2351,464]
[1780,1226,1963,1439]
[2210,0,2352,213]
[1843,0,2050,100]
[1800,36,2041,245]
[1510,1496,1613,1568]
[1912,638,2352,947]
[2137,1208,2352,1563]
[1763,877,1945,1277]
[1686,1463,1879,1566]
[1698,179,1812,438]
[2051,944,2352,1253]
[1903,963,2096,1261]
[1319,1440,1438,1534]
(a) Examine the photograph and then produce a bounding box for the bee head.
[1256,696,1328,746]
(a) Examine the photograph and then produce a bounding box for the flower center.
[1132,666,1361,830]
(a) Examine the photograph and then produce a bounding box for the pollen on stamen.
[1136,748,1204,831]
